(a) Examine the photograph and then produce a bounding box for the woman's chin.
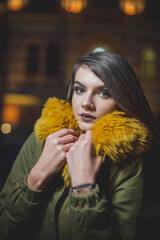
[78,121,93,132]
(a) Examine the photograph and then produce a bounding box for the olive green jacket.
[0,132,144,240]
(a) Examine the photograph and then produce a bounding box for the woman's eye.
[99,90,111,98]
[74,86,84,94]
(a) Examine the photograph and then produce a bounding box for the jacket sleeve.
[69,157,144,240]
[0,132,45,240]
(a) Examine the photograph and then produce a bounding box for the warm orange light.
[2,105,20,124]
[61,0,87,13]
[3,93,42,106]
[7,0,28,11]
[119,0,146,15]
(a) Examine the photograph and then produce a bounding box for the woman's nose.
[82,96,95,110]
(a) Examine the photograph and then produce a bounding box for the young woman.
[0,52,156,240]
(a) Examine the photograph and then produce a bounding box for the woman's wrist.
[27,169,49,190]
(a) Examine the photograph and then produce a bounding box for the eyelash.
[98,90,111,98]
[74,86,111,98]
[74,86,84,94]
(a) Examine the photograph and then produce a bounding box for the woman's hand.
[66,130,102,188]
[27,129,78,190]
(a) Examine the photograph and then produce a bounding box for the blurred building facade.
[0,1,160,237]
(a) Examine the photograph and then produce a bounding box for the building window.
[46,43,60,76]
[26,44,39,74]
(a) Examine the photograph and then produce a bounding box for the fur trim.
[34,97,151,187]
[34,97,82,143]
[92,112,151,161]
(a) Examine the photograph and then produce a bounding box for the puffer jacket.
[0,98,151,240]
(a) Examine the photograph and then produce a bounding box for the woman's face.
[72,66,118,131]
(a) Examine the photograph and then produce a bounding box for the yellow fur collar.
[34,97,151,187]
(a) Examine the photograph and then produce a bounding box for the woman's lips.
[80,113,96,122]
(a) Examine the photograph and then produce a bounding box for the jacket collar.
[34,97,151,187]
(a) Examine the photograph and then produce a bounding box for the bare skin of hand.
[66,130,103,192]
[27,129,78,190]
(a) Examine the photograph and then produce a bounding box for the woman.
[0,52,156,240]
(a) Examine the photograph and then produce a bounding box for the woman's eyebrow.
[74,81,85,87]
[96,85,107,90]
[74,81,106,90]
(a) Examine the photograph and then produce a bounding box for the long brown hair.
[66,51,158,144]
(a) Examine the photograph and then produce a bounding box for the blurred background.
[0,0,160,238]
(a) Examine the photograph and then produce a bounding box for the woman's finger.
[57,134,78,145]
[84,130,92,141]
[63,142,75,152]
[49,128,78,139]
[78,133,85,141]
